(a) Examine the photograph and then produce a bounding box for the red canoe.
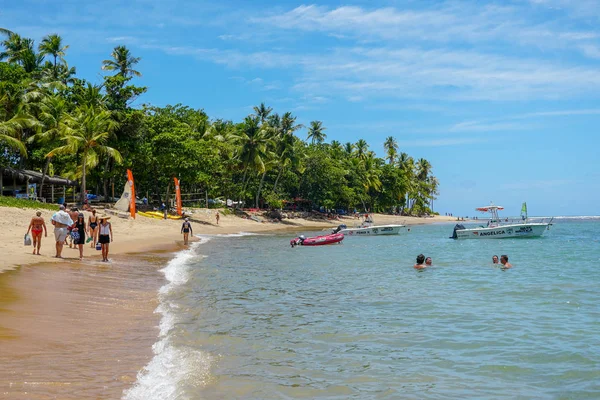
[290,233,344,247]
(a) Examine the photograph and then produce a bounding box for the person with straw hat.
[98,215,113,262]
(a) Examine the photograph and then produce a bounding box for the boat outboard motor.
[450,224,466,239]
[332,224,347,234]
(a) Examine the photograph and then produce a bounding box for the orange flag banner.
[127,169,136,219]
[174,177,182,216]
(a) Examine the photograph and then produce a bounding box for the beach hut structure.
[0,167,78,203]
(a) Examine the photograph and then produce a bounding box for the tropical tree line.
[0,29,439,215]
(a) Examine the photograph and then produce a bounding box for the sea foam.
[123,240,213,400]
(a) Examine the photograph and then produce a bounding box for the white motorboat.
[334,215,405,236]
[450,202,553,239]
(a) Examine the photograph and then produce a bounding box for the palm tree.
[383,136,398,164]
[0,33,27,63]
[0,111,35,156]
[272,111,303,193]
[38,34,69,77]
[344,142,354,156]
[230,115,273,196]
[31,96,69,197]
[75,82,106,107]
[253,102,272,125]
[101,45,141,77]
[330,140,342,152]
[307,120,326,144]
[362,153,382,193]
[0,28,13,37]
[1,37,44,73]
[355,139,369,160]
[416,158,431,181]
[397,152,415,213]
[47,105,122,203]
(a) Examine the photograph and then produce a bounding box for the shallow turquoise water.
[125,219,600,399]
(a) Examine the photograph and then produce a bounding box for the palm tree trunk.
[255,171,267,209]
[80,152,87,204]
[102,157,110,199]
[272,166,284,193]
[39,157,52,201]
[239,167,249,208]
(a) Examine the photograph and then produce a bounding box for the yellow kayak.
[140,211,183,220]
[138,211,164,219]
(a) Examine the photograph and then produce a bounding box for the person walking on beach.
[425,257,433,266]
[51,205,73,258]
[492,255,499,264]
[500,255,513,269]
[72,213,86,260]
[67,207,79,248]
[414,254,427,269]
[88,209,99,248]
[181,218,192,245]
[216,210,220,225]
[26,211,47,255]
[98,216,113,262]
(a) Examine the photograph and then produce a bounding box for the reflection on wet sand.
[0,254,166,399]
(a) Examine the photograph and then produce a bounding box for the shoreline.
[0,206,457,274]
[0,207,456,398]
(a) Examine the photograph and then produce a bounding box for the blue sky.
[3,0,600,216]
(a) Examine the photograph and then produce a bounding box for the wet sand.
[0,252,170,399]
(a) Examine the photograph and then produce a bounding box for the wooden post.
[72,186,76,203]
[0,168,3,196]
[111,182,114,202]
[63,186,65,204]
[51,185,54,203]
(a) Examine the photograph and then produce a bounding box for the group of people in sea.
[414,253,513,269]
[26,205,113,262]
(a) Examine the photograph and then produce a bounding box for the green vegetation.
[0,30,439,215]
[0,195,58,210]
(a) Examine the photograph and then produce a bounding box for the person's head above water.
[425,257,432,265]
[500,255,509,264]
[416,254,425,264]
[492,255,499,264]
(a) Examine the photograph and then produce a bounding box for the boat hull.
[291,233,344,246]
[454,223,549,239]
[340,224,404,236]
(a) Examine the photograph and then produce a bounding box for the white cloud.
[254,3,600,55]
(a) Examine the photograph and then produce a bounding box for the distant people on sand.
[27,211,47,255]
[425,257,433,266]
[492,255,499,264]
[500,255,512,269]
[216,211,220,225]
[181,218,192,245]
[88,209,99,248]
[72,213,86,260]
[51,205,73,258]
[98,216,113,262]
[414,254,427,269]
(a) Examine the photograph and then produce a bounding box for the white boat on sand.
[334,215,405,236]
[450,202,553,239]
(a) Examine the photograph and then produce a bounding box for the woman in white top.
[98,216,113,262]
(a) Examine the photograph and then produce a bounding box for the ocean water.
[124,219,600,399]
